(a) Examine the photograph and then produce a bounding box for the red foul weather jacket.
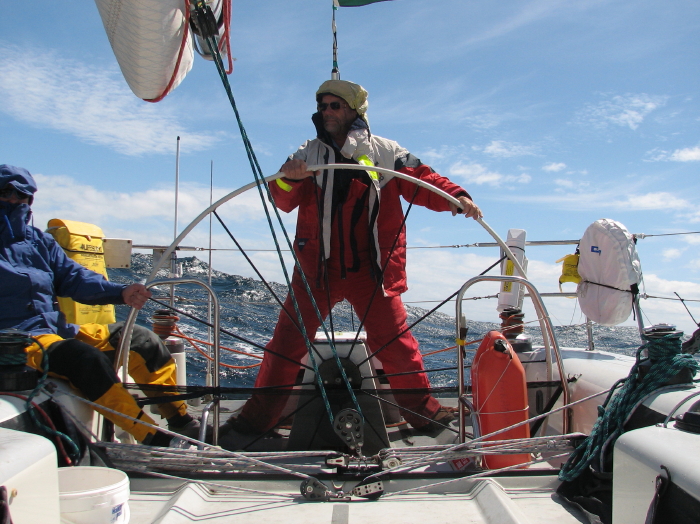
[270,115,471,296]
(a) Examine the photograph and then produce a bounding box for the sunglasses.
[0,186,31,200]
[317,101,347,112]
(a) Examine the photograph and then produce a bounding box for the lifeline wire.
[190,2,363,424]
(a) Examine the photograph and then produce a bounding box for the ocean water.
[108,255,643,389]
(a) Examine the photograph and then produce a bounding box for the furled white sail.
[577,219,642,326]
[94,0,194,101]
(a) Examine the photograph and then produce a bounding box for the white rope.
[366,386,612,480]
[50,387,312,480]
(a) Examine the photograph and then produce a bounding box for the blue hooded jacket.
[0,165,126,337]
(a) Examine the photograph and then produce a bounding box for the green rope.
[559,332,699,482]
[191,1,363,425]
[0,353,29,366]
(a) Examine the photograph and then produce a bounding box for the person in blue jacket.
[0,164,198,446]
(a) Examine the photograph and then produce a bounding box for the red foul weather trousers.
[239,264,441,431]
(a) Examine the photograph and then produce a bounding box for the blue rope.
[559,331,699,482]
[191,1,363,425]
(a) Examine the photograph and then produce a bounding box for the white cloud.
[670,146,700,162]
[625,192,689,211]
[31,173,270,240]
[662,248,683,261]
[449,162,532,187]
[543,162,567,172]
[0,43,220,156]
[576,93,668,131]
[506,190,690,212]
[480,140,536,158]
[681,234,700,245]
[449,163,502,185]
[685,210,700,224]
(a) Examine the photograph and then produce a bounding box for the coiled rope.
[0,331,81,464]
[558,331,699,481]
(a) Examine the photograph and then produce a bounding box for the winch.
[0,330,37,391]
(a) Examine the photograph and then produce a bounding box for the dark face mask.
[0,201,32,242]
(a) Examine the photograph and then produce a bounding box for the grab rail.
[455,274,570,442]
[116,278,222,446]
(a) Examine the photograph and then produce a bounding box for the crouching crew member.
[0,164,197,446]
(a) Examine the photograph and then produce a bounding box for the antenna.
[170,136,181,308]
[207,160,214,386]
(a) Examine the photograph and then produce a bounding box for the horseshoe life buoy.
[471,330,530,469]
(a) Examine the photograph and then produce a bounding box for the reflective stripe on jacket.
[271,128,470,296]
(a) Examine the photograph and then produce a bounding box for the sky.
[1,0,699,338]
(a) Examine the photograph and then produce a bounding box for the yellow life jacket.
[46,219,117,325]
[556,252,582,293]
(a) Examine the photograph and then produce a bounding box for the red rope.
[144,0,191,103]
[0,392,73,465]
[221,0,233,74]
[174,325,262,370]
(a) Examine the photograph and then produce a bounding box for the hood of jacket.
[311,112,375,162]
[0,201,32,244]
[0,164,37,205]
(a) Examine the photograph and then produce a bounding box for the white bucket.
[58,467,130,524]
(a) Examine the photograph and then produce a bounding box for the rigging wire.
[356,255,507,367]
[345,185,422,361]
[674,291,700,325]
[331,0,340,79]
[212,210,323,360]
[180,3,364,425]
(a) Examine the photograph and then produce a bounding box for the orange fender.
[471,330,530,469]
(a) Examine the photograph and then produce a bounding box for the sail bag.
[577,219,642,326]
